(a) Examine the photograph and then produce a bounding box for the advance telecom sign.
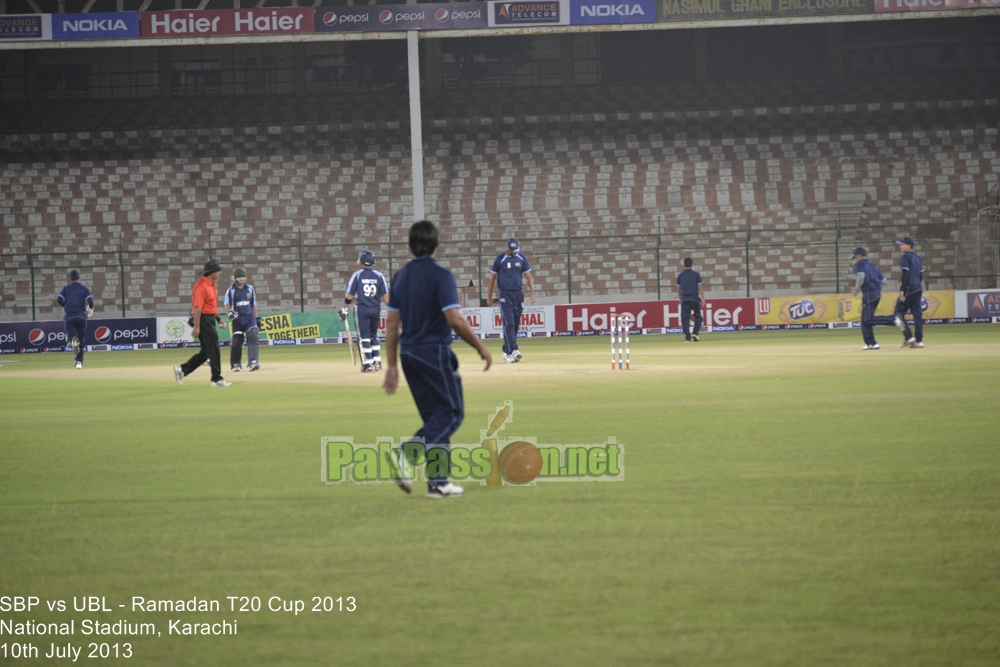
[570,0,656,23]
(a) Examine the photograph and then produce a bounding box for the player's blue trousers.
[230,314,257,367]
[64,316,87,363]
[400,343,464,484]
[356,306,381,366]
[499,289,523,355]
[895,289,924,343]
[859,293,897,346]
[680,299,702,338]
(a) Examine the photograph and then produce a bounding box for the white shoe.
[173,366,184,386]
[71,337,81,354]
[912,341,924,348]
[211,380,232,387]
[75,361,83,369]
[231,365,241,372]
[870,344,880,350]
[894,316,906,331]
[426,482,464,499]
[692,334,700,342]
[503,354,516,364]
[249,363,260,372]
[512,350,522,360]
[901,338,917,349]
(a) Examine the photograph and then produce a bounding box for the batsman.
[342,250,389,373]
[224,267,261,372]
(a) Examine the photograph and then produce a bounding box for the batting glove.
[85,306,94,317]
[338,307,349,322]
[227,310,236,321]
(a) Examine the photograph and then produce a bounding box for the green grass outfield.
[1,326,999,666]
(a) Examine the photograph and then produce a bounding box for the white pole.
[406,30,425,222]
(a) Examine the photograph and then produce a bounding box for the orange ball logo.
[498,441,543,484]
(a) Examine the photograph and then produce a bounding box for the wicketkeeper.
[224,268,260,372]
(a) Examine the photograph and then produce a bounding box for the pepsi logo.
[29,329,45,346]
[94,326,112,343]
[322,11,338,26]
[435,8,449,21]
[379,10,393,24]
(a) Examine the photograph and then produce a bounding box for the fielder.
[893,236,925,348]
[224,268,260,372]
[341,250,388,373]
[851,247,894,350]
[676,257,704,342]
[57,269,94,369]
[383,221,492,499]
[487,237,535,363]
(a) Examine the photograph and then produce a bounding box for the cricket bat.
[343,312,357,366]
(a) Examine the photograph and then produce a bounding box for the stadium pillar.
[566,231,573,304]
[745,227,751,298]
[298,231,305,313]
[118,236,126,317]
[28,235,36,321]
[407,31,426,222]
[655,235,661,301]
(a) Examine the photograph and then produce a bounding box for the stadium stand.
[2,22,999,319]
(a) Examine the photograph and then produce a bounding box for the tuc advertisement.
[756,291,956,326]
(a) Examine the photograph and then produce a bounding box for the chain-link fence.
[4,223,996,322]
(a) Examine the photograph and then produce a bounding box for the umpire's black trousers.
[181,314,223,382]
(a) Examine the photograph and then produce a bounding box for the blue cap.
[507,238,519,252]
[895,237,915,247]
[68,269,80,280]
[852,247,867,257]
[359,250,375,266]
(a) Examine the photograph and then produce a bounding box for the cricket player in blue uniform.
[383,221,492,499]
[850,247,894,350]
[487,237,535,363]
[341,250,388,373]
[892,236,925,348]
[224,268,260,371]
[57,269,94,369]
[676,258,705,342]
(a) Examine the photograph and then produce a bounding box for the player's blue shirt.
[387,257,460,348]
[900,252,923,292]
[224,283,256,317]
[346,268,388,311]
[676,269,702,302]
[58,282,93,320]
[491,252,531,291]
[854,259,885,296]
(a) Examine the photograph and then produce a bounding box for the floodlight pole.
[407,29,425,222]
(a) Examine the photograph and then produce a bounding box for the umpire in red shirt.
[174,259,230,387]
